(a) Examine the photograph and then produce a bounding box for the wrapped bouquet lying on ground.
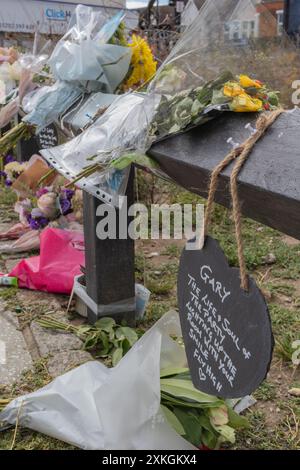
[160,367,248,449]
[0,311,249,450]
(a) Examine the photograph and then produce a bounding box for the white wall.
[0,0,136,35]
[38,0,126,9]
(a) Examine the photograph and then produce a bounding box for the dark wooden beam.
[83,168,135,324]
[148,109,300,240]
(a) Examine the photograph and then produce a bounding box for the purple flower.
[27,214,49,230]
[5,154,15,164]
[38,217,49,228]
[0,171,7,178]
[28,217,40,230]
[59,197,72,215]
[62,189,75,200]
[5,179,12,187]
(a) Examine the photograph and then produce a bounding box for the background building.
[0,0,138,49]
[180,0,285,39]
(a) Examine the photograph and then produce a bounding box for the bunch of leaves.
[37,316,139,366]
[109,22,127,47]
[149,69,280,142]
[160,368,248,449]
[149,71,234,140]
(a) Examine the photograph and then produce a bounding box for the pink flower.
[36,187,50,198]
[37,192,59,220]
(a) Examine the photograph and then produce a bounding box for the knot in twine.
[204,108,284,291]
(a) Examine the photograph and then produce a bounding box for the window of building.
[277,9,284,35]
[232,20,240,40]
[241,20,255,39]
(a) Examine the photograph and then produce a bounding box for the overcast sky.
[126,0,169,9]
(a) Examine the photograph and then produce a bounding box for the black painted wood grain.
[83,168,135,324]
[148,109,300,239]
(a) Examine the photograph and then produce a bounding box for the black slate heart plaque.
[178,236,274,398]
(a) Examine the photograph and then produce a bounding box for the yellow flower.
[223,81,245,97]
[123,35,157,90]
[230,92,263,112]
[239,74,263,89]
[4,161,27,179]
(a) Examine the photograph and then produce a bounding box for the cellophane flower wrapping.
[145,0,300,144]
[0,311,194,450]
[41,0,300,204]
[49,7,131,92]
[0,33,52,128]
[23,6,132,132]
[41,92,158,206]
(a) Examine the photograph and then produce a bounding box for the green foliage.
[37,316,139,366]
[0,187,17,206]
[160,368,248,449]
[254,381,277,401]
[276,334,297,363]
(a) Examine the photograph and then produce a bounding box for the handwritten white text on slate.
[185,265,252,393]
[39,127,58,149]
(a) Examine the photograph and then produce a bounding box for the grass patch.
[266,283,296,298]
[0,428,75,450]
[254,381,277,401]
[276,334,298,363]
[270,304,300,337]
[0,188,17,206]
[0,287,18,301]
[162,244,182,257]
[146,278,174,296]
[233,409,299,450]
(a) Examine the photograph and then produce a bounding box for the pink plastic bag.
[9,228,85,294]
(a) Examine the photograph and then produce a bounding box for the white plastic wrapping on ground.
[0,311,195,450]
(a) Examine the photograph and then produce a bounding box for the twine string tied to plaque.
[204,108,284,291]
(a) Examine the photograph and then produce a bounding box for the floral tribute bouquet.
[39,0,299,205]
[148,71,279,142]
[15,185,83,231]
[0,34,52,131]
[121,34,157,92]
[0,6,157,203]
[0,47,20,103]
[1,156,27,187]
[160,367,248,449]
[0,46,32,113]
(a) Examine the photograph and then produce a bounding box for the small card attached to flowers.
[177,236,274,399]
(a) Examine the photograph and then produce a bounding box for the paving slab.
[47,350,93,378]
[0,308,32,386]
[0,241,14,253]
[16,290,66,310]
[31,321,83,357]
